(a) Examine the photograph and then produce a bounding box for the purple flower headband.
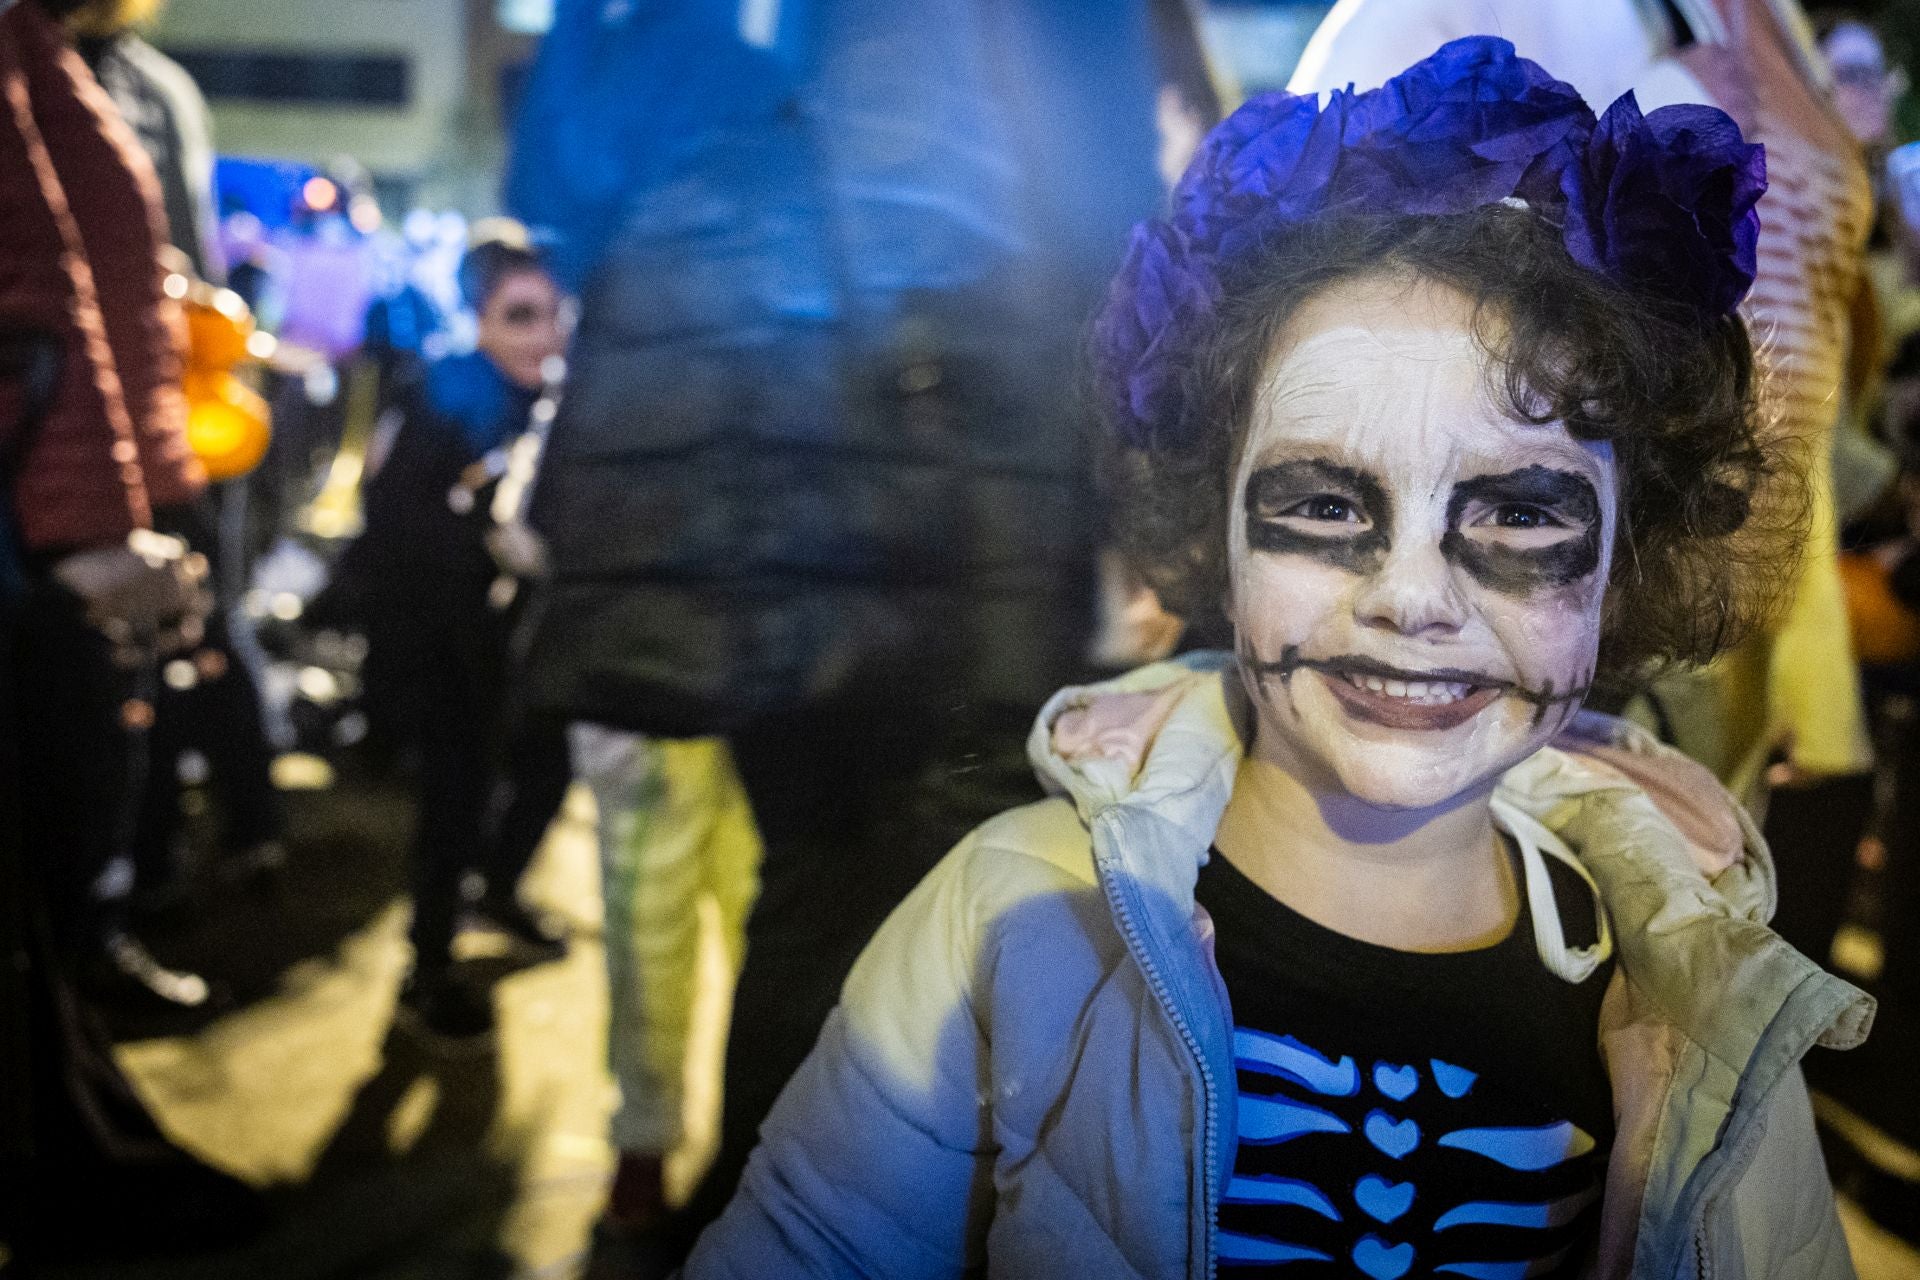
[1094,37,1767,452]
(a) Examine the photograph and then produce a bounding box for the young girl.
[684,39,1873,1279]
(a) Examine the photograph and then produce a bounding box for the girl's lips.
[1318,668,1501,731]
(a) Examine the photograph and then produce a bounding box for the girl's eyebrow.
[1243,456,1384,496]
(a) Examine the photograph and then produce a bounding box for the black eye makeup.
[1441,466,1602,594]
[1243,459,1392,574]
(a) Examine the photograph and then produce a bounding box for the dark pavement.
[31,765,723,1280]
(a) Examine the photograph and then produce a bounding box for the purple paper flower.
[1092,219,1220,449]
[1335,37,1595,215]
[1561,94,1766,315]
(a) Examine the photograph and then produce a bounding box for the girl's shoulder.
[893,796,1111,978]
[962,795,1099,891]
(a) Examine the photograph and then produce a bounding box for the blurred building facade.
[133,0,1359,217]
[144,0,537,212]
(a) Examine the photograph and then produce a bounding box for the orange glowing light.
[302,176,339,211]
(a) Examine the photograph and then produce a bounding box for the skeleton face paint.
[1228,276,1617,813]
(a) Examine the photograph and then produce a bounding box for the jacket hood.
[1034,652,1761,913]
[1029,653,1873,1056]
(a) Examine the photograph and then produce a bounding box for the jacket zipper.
[1093,822,1220,1280]
[1673,1049,1786,1278]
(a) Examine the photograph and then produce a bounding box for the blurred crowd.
[5,0,1920,1274]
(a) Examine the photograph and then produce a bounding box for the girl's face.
[1227,275,1617,813]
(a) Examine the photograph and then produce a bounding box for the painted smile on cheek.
[1244,460,1392,574]
[1237,642,1595,731]
[1440,466,1603,595]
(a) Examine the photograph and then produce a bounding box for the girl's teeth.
[1343,673,1473,704]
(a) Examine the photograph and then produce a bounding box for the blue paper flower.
[1174,90,1347,259]
[1093,220,1221,449]
[1561,94,1766,316]
[1335,37,1594,215]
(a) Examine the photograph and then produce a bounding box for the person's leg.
[405,633,493,978]
[696,740,760,979]
[573,729,723,1185]
[622,738,761,1156]
[5,590,263,1260]
[672,694,946,1241]
[1878,699,1920,1008]
[12,573,212,1008]
[138,501,284,878]
[398,638,497,1039]
[127,657,188,907]
[194,605,285,862]
[666,738,759,1229]
[15,574,142,961]
[477,714,574,924]
[674,690,1044,1245]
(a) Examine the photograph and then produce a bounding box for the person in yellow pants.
[569,727,759,1252]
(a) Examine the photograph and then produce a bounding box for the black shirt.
[1196,843,1614,1279]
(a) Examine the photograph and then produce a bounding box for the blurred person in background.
[1292,0,1878,978]
[2,0,261,1257]
[1821,16,1906,543]
[506,0,1198,1256]
[60,0,287,917]
[1847,321,1920,1022]
[1839,106,1920,1112]
[65,0,217,281]
[1822,14,1918,527]
[1824,16,1903,178]
[5,0,218,1010]
[326,226,572,1041]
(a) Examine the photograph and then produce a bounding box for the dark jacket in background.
[335,351,531,640]
[77,31,222,284]
[505,0,1169,735]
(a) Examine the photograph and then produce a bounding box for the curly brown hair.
[1098,204,1805,685]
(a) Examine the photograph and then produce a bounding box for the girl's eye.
[1490,504,1560,530]
[1285,495,1361,523]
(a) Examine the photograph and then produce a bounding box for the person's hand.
[52,529,211,659]
[1087,547,1185,670]
[485,520,549,580]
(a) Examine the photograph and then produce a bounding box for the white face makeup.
[1228,275,1617,813]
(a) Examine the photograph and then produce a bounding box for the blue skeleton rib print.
[1195,846,1615,1278]
[1217,1032,1604,1278]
